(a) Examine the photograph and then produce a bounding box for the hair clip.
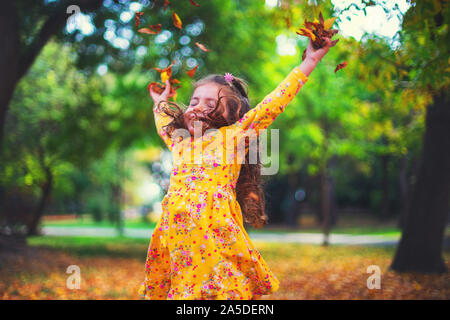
[224,72,234,84]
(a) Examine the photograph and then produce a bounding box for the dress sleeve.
[219,66,308,146]
[154,104,174,151]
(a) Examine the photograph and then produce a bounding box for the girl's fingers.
[331,39,339,47]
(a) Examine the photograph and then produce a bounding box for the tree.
[0,42,109,235]
[389,0,450,273]
[326,0,448,273]
[0,0,103,147]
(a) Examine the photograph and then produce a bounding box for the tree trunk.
[320,162,331,246]
[398,154,409,229]
[0,1,20,147]
[380,155,390,218]
[391,89,450,273]
[27,167,53,236]
[328,156,338,227]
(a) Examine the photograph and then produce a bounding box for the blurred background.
[0,0,449,299]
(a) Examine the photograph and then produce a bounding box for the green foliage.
[1,42,108,188]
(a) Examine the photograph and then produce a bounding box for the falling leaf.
[172,12,182,29]
[189,0,200,7]
[138,27,160,35]
[187,64,199,78]
[149,23,162,32]
[195,42,211,52]
[134,12,144,28]
[138,23,161,34]
[285,17,291,28]
[334,61,348,73]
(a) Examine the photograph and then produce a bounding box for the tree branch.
[17,0,103,82]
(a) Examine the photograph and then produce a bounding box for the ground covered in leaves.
[0,236,449,300]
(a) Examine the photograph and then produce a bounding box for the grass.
[42,217,157,230]
[1,235,449,300]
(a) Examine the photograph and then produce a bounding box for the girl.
[139,37,338,300]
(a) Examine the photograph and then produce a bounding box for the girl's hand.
[304,37,339,64]
[149,80,176,112]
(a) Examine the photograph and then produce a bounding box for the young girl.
[139,37,338,300]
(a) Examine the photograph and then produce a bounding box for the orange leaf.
[134,12,144,28]
[324,17,337,30]
[187,64,199,78]
[138,28,160,34]
[164,0,170,11]
[334,61,348,73]
[172,12,182,29]
[153,60,177,82]
[161,71,169,83]
[148,24,162,33]
[195,42,211,52]
[296,28,316,41]
[189,0,200,7]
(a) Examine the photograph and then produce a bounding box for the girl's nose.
[192,105,208,115]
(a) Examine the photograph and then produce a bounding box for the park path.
[41,226,400,246]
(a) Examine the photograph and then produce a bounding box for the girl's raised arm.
[149,80,176,151]
[153,103,174,151]
[218,37,337,149]
[227,65,309,135]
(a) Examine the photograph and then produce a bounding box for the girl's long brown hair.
[156,74,268,229]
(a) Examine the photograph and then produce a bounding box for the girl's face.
[184,82,230,136]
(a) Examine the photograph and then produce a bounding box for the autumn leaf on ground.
[189,0,200,7]
[187,64,199,78]
[134,12,144,28]
[172,12,182,29]
[2,240,450,300]
[334,61,348,73]
[195,42,211,52]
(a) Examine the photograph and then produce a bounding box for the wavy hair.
[156,74,268,229]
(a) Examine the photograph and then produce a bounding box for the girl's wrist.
[298,57,319,77]
[153,100,161,111]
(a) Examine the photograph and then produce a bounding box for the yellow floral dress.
[139,66,309,300]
